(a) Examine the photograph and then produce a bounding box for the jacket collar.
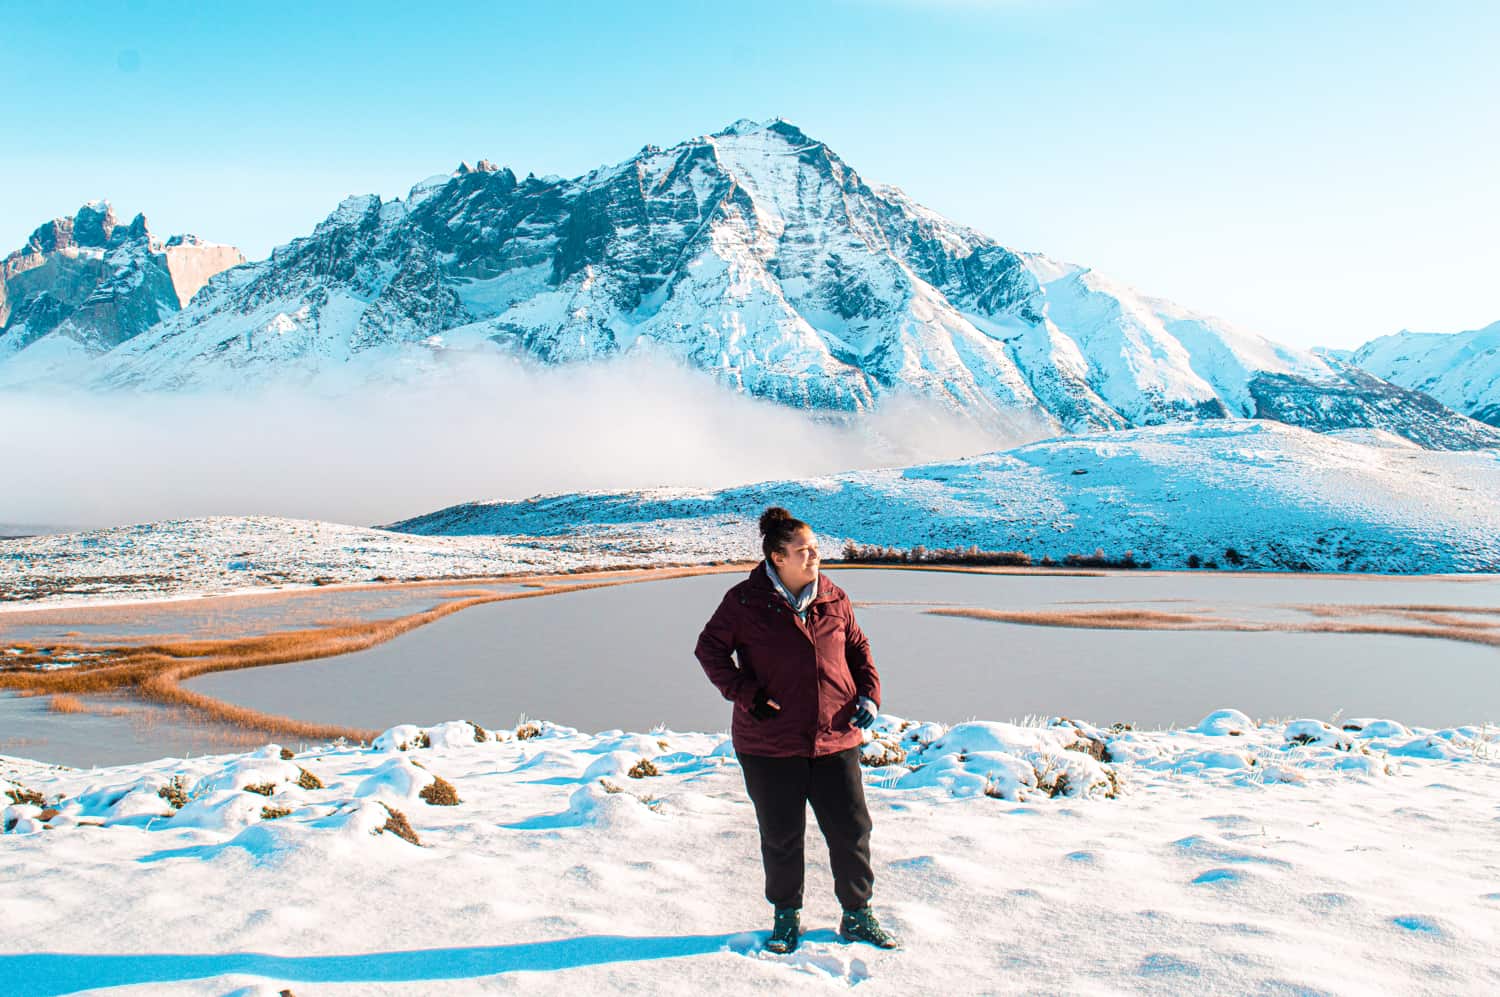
[745,564,839,604]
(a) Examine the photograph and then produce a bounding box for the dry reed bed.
[932,606,1500,649]
[0,564,749,742]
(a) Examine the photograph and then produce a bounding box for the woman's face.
[773,527,820,588]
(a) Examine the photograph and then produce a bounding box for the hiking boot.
[840,906,899,948]
[765,907,801,954]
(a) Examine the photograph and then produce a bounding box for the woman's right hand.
[749,688,782,721]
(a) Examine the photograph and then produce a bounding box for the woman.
[694,506,899,954]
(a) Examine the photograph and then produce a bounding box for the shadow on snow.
[2,931,777,996]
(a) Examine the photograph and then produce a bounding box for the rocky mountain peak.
[3,124,1495,451]
[0,201,243,359]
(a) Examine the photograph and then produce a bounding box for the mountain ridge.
[1351,320,1500,427]
[2,120,1495,450]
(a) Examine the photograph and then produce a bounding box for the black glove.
[851,696,878,730]
[749,688,782,721]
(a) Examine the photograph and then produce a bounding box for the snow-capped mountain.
[1352,321,1500,427]
[2,122,1494,449]
[0,202,243,380]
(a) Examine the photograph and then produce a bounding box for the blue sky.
[3,0,1496,349]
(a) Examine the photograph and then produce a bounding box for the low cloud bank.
[0,354,1049,531]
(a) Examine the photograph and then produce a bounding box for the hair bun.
[758,506,793,536]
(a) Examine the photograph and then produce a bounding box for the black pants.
[738,746,874,912]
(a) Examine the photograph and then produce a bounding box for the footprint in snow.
[1139,952,1202,978]
[1191,867,1245,886]
[724,930,873,986]
[1391,914,1445,935]
[1299,892,1354,911]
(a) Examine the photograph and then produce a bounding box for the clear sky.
[3,0,1496,350]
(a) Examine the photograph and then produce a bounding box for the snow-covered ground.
[3,710,1497,995]
[0,516,730,609]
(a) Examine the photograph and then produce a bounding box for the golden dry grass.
[0,564,752,743]
[931,605,1500,649]
[47,694,130,717]
[932,608,1234,630]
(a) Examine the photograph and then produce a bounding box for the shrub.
[279,747,295,761]
[598,778,624,794]
[628,758,659,779]
[469,721,489,743]
[4,786,45,807]
[419,775,461,806]
[157,776,189,810]
[378,803,420,845]
[1224,547,1244,566]
[296,767,323,791]
[1187,554,1202,569]
[860,740,908,767]
[244,782,276,797]
[261,805,292,820]
[516,722,542,740]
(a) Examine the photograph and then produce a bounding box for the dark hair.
[759,506,810,561]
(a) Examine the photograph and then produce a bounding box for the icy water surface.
[182,568,1500,738]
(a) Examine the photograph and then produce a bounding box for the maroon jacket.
[695,566,881,758]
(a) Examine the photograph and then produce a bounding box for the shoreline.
[5,559,1498,619]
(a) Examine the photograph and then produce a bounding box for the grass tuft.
[627,758,659,779]
[5,786,45,807]
[261,805,292,820]
[418,774,461,806]
[378,803,420,845]
[296,767,324,790]
[158,776,189,810]
[243,782,276,797]
[516,722,542,740]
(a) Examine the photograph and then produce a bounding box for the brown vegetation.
[243,782,276,797]
[0,570,727,742]
[379,803,420,845]
[296,767,323,790]
[158,776,189,809]
[515,722,542,740]
[839,541,1148,571]
[261,805,292,820]
[931,604,1500,651]
[5,785,45,807]
[627,758,659,779]
[419,774,461,806]
[279,747,295,760]
[931,608,1232,630]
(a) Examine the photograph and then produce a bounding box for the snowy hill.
[1352,320,1500,427]
[4,421,1495,610]
[2,121,1494,449]
[395,419,1500,574]
[0,202,243,382]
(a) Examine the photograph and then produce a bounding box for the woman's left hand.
[851,696,878,730]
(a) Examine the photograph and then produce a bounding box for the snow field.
[3,709,1499,994]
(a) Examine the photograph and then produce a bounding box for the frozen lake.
[181,568,1500,739]
[6,568,1497,767]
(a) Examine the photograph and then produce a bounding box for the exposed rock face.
[1351,321,1500,428]
[3,124,1495,451]
[0,202,244,359]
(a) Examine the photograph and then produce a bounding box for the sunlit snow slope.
[1353,320,1500,427]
